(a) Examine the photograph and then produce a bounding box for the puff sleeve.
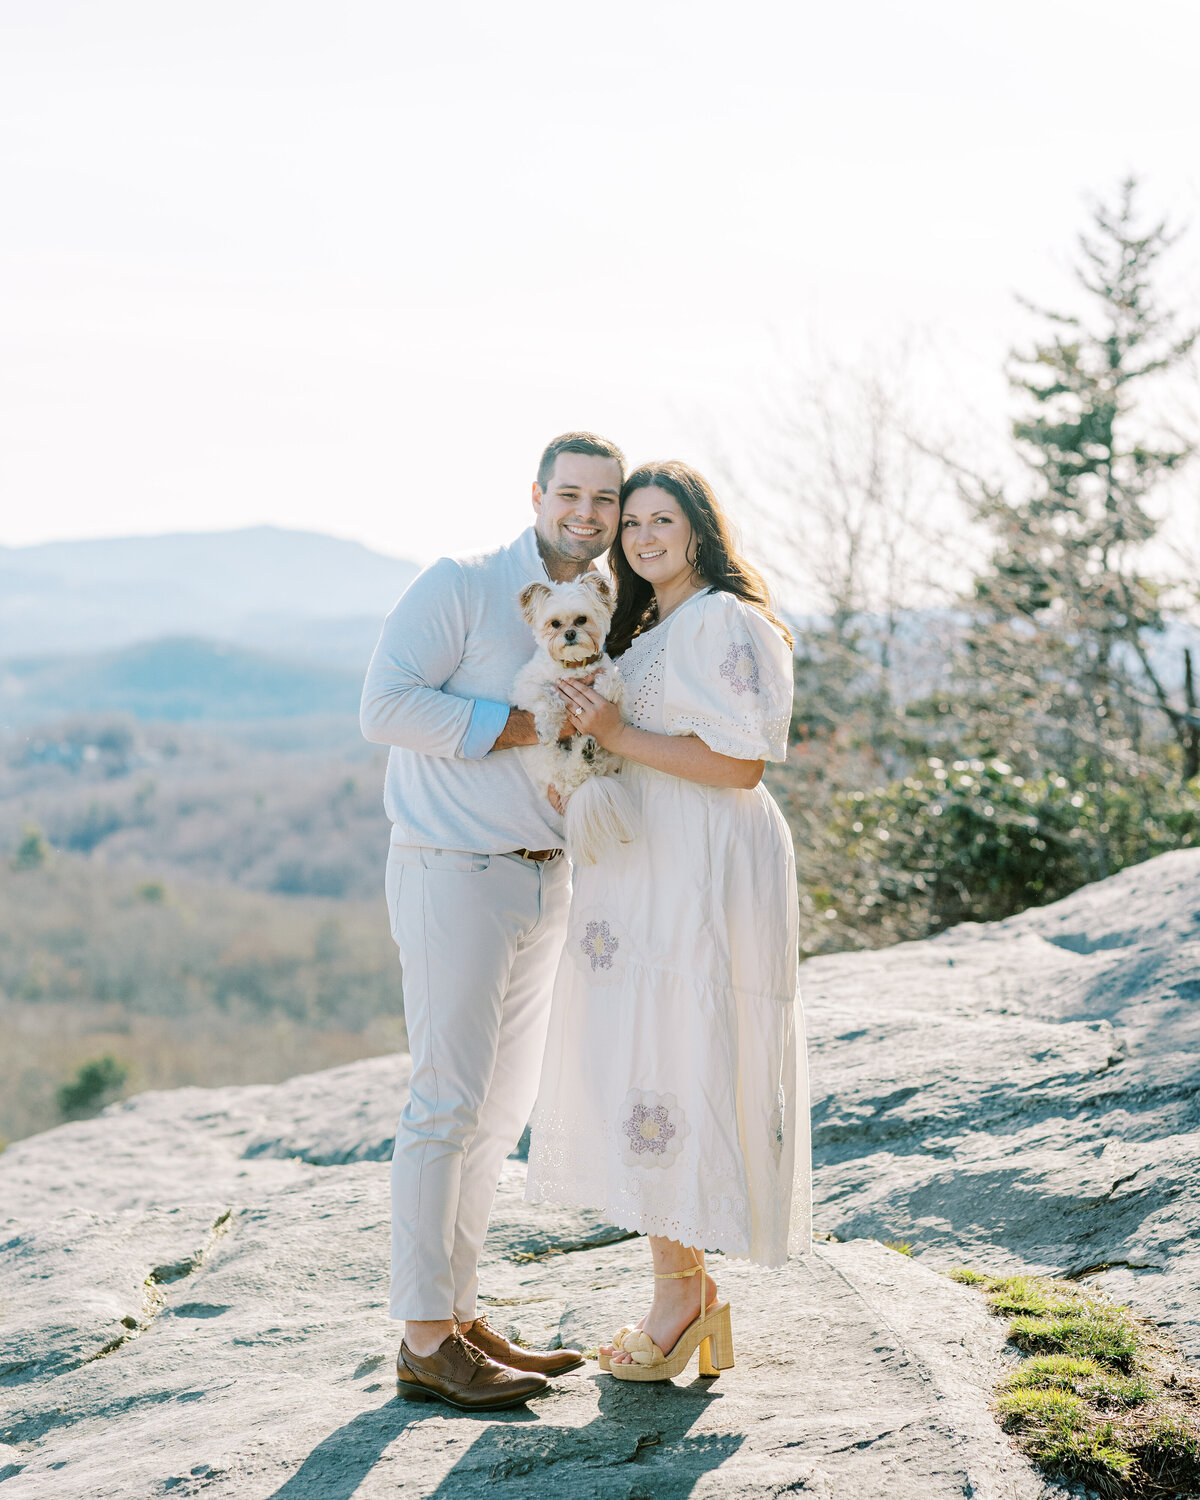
[661,591,793,760]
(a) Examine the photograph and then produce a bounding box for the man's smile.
[563,523,601,538]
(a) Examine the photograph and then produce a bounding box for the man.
[360,431,624,1410]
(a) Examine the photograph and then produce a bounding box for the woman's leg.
[606,1237,720,1364]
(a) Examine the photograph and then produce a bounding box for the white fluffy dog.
[512,573,637,865]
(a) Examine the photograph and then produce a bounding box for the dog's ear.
[579,572,613,605]
[519,582,552,623]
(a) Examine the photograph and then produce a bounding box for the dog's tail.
[564,774,638,866]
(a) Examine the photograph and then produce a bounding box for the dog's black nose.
[564,629,576,642]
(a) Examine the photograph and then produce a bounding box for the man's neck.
[535,531,593,584]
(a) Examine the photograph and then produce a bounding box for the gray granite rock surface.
[1,1134,1060,1499]
[804,847,1200,1358]
[7,847,1198,1496]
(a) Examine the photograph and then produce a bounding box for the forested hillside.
[0,717,400,1143]
[0,852,402,1144]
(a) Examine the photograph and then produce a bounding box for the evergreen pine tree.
[962,178,1198,821]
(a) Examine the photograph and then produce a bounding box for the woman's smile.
[620,486,695,588]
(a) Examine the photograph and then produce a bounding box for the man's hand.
[490,708,539,751]
[491,706,579,751]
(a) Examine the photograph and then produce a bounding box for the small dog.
[512,573,637,865]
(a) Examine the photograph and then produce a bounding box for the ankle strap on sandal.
[657,1253,708,1313]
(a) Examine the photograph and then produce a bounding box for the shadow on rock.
[423,1377,741,1498]
[266,1400,431,1499]
[269,1378,741,1499]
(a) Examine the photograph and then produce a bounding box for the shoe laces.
[452,1332,489,1368]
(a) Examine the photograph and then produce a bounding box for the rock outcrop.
[0,1083,1064,1500]
[5,847,1198,1496]
[806,847,1200,1358]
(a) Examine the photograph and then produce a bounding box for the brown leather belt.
[510,848,562,862]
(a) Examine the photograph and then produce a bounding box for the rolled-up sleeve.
[360,558,493,758]
[461,697,510,759]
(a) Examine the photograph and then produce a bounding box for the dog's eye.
[549,619,562,629]
[573,615,588,626]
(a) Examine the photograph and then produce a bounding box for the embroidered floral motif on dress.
[580,919,619,972]
[719,641,760,696]
[526,1107,751,1250]
[625,1102,674,1155]
[618,1090,688,1168]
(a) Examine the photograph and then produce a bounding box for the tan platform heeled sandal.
[607,1255,734,1383]
[597,1265,724,1373]
[597,1328,631,1374]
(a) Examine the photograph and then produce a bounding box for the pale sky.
[2,0,1199,566]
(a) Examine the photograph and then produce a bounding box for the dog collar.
[564,651,603,668]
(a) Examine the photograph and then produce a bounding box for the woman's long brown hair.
[606,461,793,657]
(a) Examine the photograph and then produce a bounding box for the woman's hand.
[556,679,627,752]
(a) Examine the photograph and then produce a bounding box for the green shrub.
[823,757,1200,938]
[56,1055,129,1117]
[12,825,49,871]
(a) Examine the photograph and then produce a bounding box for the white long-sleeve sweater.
[359,526,565,853]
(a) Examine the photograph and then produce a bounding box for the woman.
[525,460,811,1383]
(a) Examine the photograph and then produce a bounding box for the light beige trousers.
[386,842,570,1321]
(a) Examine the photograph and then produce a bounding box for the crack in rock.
[510,1227,639,1263]
[628,1430,663,1463]
[477,1293,558,1307]
[82,1210,234,1369]
[1062,1257,1163,1280]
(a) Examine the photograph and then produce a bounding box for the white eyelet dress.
[525,589,811,1266]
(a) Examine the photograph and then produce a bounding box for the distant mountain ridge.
[0,526,420,664]
[0,637,363,728]
[6,527,1195,730]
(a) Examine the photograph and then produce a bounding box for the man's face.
[532,452,622,566]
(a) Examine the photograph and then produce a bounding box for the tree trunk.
[1185,648,1200,783]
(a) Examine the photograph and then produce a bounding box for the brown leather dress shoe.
[461,1315,585,1375]
[396,1333,548,1411]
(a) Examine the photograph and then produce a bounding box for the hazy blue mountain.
[0,527,420,662]
[0,638,363,727]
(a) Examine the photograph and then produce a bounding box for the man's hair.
[536,431,626,492]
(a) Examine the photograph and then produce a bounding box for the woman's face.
[620,486,696,588]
